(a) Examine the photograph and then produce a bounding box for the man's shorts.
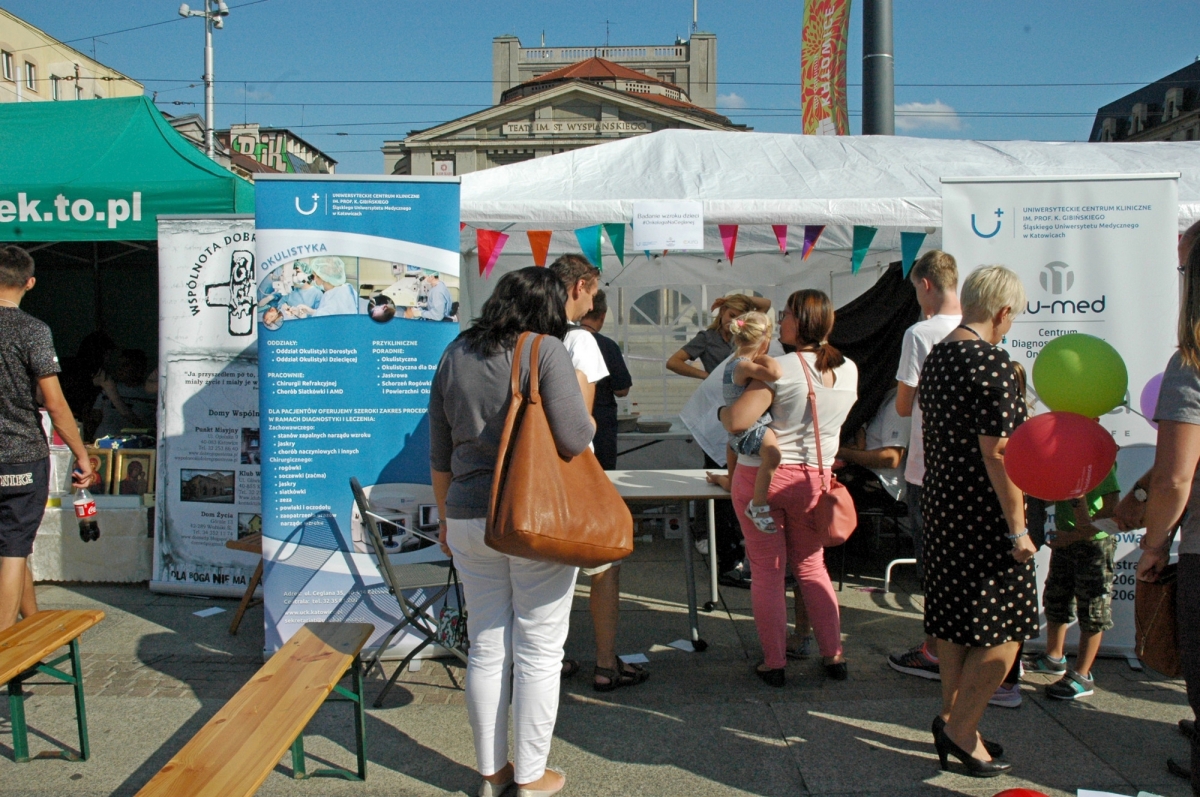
[0,459,50,558]
[1042,535,1117,634]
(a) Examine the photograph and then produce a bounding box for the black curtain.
[829,261,921,443]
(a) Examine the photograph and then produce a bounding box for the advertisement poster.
[631,200,704,251]
[256,175,460,654]
[801,0,851,136]
[153,216,261,597]
[943,174,1179,655]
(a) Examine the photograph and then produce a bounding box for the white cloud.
[717,92,747,110]
[894,99,962,132]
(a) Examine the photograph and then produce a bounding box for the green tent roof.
[0,96,254,241]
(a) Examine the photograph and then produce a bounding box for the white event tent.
[458,130,1200,318]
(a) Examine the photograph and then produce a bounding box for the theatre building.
[383,35,745,176]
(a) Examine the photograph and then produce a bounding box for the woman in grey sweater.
[430,267,594,797]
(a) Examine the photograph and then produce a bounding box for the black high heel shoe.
[933,724,1012,777]
[754,661,785,688]
[932,716,1003,758]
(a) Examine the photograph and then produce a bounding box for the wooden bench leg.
[290,657,367,781]
[7,678,30,763]
[229,559,263,636]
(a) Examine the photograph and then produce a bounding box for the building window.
[24,62,35,92]
[656,71,676,84]
[50,75,59,100]
[1,51,12,81]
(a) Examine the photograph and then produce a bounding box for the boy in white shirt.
[886,250,961,682]
[550,255,649,693]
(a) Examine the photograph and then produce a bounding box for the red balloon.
[993,791,1050,797]
[1004,412,1118,502]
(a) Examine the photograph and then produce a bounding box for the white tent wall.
[459,131,1200,415]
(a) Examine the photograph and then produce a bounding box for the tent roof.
[0,96,254,242]
[460,130,1200,230]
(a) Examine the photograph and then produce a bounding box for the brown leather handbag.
[486,332,633,568]
[1135,559,1181,677]
[797,353,858,547]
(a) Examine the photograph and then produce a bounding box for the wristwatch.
[1134,486,1149,502]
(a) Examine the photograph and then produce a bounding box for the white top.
[564,326,609,384]
[896,313,960,486]
[863,388,912,501]
[738,351,858,468]
[310,283,359,317]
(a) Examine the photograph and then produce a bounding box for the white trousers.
[446,518,578,784]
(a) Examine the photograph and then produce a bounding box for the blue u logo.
[971,208,1003,238]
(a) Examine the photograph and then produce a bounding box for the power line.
[135,76,1200,88]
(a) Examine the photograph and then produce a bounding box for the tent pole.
[93,242,103,333]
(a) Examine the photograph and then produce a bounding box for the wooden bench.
[0,609,105,762]
[224,532,263,635]
[135,621,374,797]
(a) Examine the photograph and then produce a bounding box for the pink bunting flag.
[801,225,825,261]
[476,229,509,278]
[459,222,466,231]
[719,224,739,263]
[772,224,788,253]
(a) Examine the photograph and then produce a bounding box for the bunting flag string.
[900,231,927,277]
[772,224,788,254]
[850,225,878,275]
[527,230,553,267]
[574,225,604,269]
[476,229,509,278]
[602,223,626,266]
[718,224,739,263]
[801,225,824,260]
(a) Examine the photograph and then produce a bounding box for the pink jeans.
[732,463,843,669]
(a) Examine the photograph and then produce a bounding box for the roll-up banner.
[255,175,460,654]
[943,173,1180,658]
[153,216,261,596]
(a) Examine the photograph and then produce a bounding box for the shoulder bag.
[1134,532,1181,677]
[797,354,858,547]
[486,332,634,568]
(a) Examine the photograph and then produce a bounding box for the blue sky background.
[6,0,1200,173]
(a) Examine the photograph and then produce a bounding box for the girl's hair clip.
[735,318,745,327]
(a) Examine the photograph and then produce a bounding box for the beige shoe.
[478,778,514,797]
[517,768,566,797]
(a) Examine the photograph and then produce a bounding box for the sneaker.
[1023,651,1068,676]
[719,558,752,589]
[887,643,940,680]
[1046,670,1094,700]
[745,502,778,533]
[694,537,709,556]
[989,682,1023,708]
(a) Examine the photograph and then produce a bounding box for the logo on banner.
[971,208,1004,238]
[295,194,320,216]
[205,250,257,336]
[1039,261,1075,294]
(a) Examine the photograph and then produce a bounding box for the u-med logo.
[971,208,1004,238]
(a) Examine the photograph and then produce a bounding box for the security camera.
[216,0,230,14]
[213,15,224,28]
[178,3,191,16]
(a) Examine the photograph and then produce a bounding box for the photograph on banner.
[255,175,461,655]
[154,217,261,596]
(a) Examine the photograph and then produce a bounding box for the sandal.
[561,658,580,679]
[593,661,650,692]
[744,502,778,533]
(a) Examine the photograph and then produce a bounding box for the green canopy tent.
[0,95,253,366]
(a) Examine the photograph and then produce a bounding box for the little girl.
[721,311,783,532]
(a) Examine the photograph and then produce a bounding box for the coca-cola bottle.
[74,487,100,542]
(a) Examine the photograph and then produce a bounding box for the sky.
[6,0,1200,173]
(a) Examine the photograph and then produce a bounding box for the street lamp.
[179,1,230,159]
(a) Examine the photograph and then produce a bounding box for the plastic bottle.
[74,487,100,543]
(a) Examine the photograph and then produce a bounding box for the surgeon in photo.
[303,256,358,317]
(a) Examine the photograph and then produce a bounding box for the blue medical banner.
[255,175,461,654]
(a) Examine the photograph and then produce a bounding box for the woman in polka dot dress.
[919,266,1038,778]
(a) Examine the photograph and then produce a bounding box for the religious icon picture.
[113,449,155,496]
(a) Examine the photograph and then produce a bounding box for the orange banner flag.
[527,230,553,267]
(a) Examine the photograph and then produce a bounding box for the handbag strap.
[797,352,830,492]
[508,332,545,405]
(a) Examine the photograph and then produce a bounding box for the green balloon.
[1033,333,1128,417]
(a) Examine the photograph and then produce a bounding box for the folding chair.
[349,477,468,707]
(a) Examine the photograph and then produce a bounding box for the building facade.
[1090,59,1200,143]
[0,7,143,103]
[384,40,742,177]
[218,124,337,175]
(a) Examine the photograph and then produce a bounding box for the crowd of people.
[427,222,1200,796]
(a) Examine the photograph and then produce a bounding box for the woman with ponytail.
[722,290,858,686]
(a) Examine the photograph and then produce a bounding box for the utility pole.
[861,0,894,135]
[179,1,230,159]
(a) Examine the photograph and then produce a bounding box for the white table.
[615,419,694,458]
[606,469,730,651]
